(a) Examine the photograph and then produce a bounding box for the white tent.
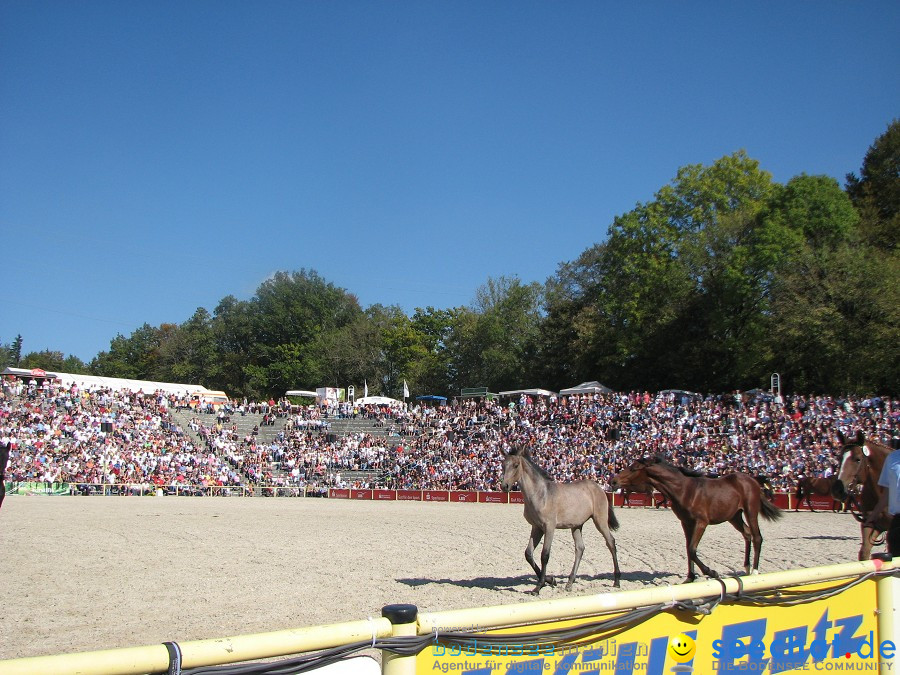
[285,390,318,398]
[355,395,403,407]
[2,367,207,396]
[559,380,614,396]
[498,388,557,398]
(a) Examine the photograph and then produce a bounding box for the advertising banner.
[478,491,507,504]
[329,488,350,499]
[4,482,70,496]
[450,491,479,503]
[396,490,422,501]
[795,495,839,511]
[350,489,372,500]
[620,491,655,507]
[424,490,449,502]
[417,577,889,674]
[508,492,525,504]
[373,489,397,500]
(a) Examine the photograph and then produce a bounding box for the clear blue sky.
[1,1,898,363]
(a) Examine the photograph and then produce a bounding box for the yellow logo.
[668,633,696,664]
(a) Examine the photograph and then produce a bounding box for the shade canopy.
[558,381,614,396]
[416,395,448,401]
[2,367,209,396]
[285,390,318,398]
[355,395,403,407]
[498,388,557,398]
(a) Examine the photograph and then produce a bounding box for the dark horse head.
[832,430,877,502]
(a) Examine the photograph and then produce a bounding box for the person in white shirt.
[865,447,900,556]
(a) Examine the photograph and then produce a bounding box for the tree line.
[4,121,897,398]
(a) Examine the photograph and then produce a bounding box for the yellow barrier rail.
[0,617,393,675]
[0,559,896,675]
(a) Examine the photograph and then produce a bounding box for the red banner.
[478,491,507,504]
[795,495,838,511]
[620,492,654,507]
[329,488,350,499]
[508,492,525,504]
[373,489,396,500]
[396,489,422,501]
[450,491,478,503]
[772,492,791,510]
[423,490,449,502]
[350,489,372,500]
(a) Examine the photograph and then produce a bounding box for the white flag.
[364,380,368,398]
[403,380,409,398]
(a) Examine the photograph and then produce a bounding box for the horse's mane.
[509,446,556,482]
[643,455,707,478]
[677,465,707,478]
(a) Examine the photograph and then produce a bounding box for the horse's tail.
[760,496,783,521]
[605,491,620,531]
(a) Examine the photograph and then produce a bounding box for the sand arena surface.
[0,495,866,660]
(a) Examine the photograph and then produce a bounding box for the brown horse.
[831,431,893,560]
[500,446,621,594]
[794,475,846,512]
[0,441,9,510]
[613,457,782,582]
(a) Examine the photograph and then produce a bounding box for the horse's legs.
[533,527,556,594]
[682,519,716,582]
[743,510,764,574]
[859,525,877,561]
[566,526,585,591]
[728,513,753,573]
[592,509,621,587]
[524,524,544,578]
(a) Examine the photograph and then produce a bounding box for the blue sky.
[1,2,898,363]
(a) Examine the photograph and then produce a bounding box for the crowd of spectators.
[0,378,243,492]
[2,376,897,496]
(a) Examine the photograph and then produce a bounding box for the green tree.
[545,151,777,392]
[447,277,544,393]
[10,335,22,366]
[21,350,86,373]
[846,119,900,252]
[90,324,163,379]
[211,295,256,396]
[409,306,459,396]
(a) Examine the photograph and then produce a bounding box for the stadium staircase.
[167,408,392,490]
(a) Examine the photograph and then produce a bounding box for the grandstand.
[1,373,897,500]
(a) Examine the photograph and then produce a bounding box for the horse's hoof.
[565,583,573,592]
[530,587,542,596]
[546,576,558,587]
[750,569,760,575]
[708,570,720,579]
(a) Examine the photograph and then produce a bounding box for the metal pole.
[875,561,899,675]
[0,617,393,675]
[381,604,418,675]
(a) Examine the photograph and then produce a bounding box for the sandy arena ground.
[0,495,867,661]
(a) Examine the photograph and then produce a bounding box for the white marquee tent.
[2,367,209,396]
[558,380,614,396]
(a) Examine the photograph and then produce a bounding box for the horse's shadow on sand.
[396,570,674,593]
[783,534,857,542]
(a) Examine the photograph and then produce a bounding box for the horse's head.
[500,446,528,492]
[612,456,655,490]
[832,430,871,501]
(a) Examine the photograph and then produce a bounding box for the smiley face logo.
[668,633,696,664]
